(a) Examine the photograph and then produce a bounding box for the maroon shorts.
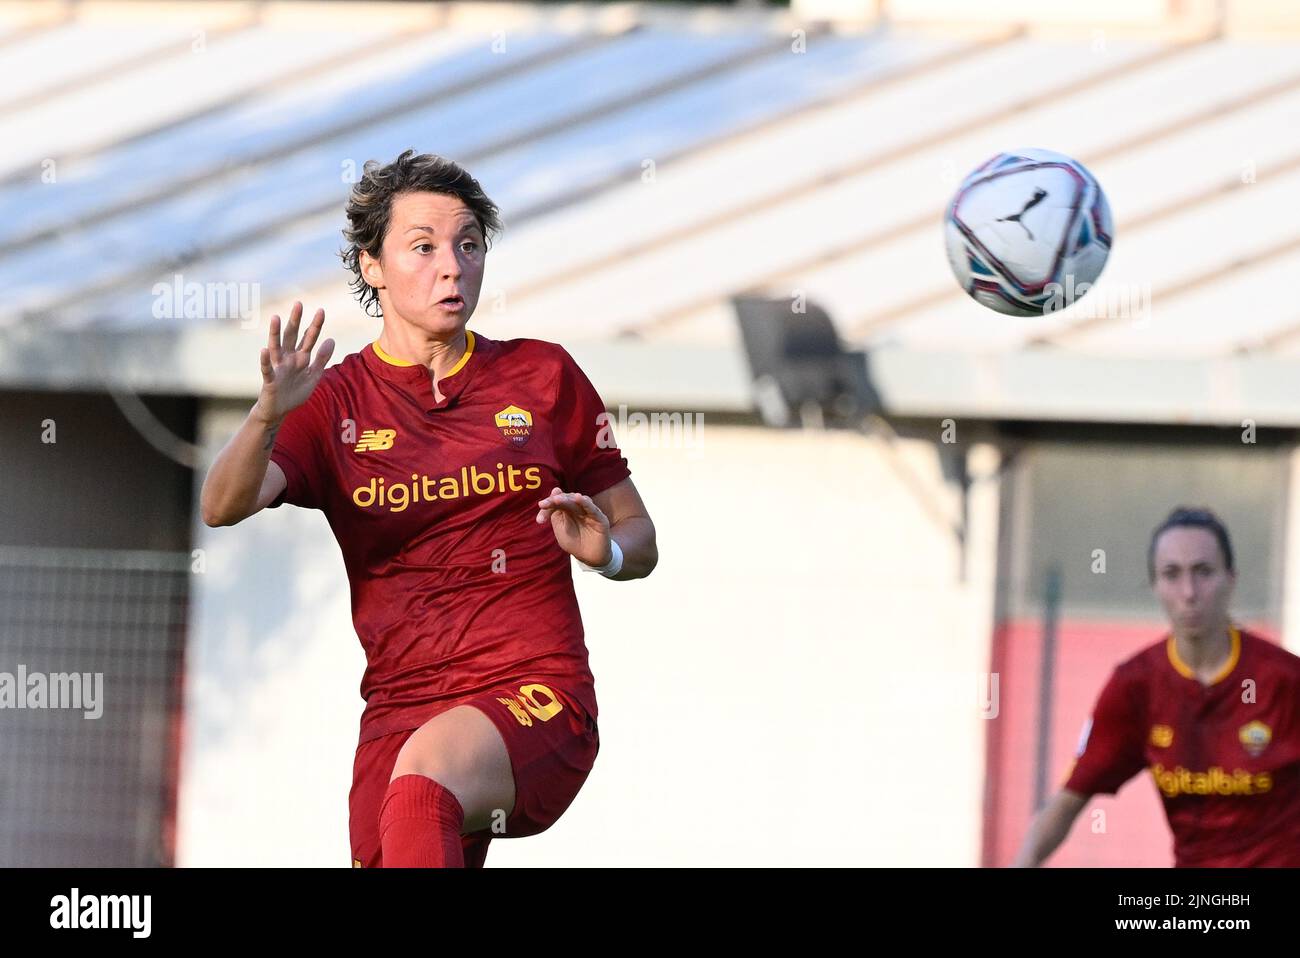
[349,680,599,867]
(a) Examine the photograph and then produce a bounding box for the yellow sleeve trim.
[1060,757,1077,788]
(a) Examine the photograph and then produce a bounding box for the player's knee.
[388,757,476,835]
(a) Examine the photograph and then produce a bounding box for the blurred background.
[1,0,1299,867]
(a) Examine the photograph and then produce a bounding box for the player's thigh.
[464,682,600,839]
[390,704,516,834]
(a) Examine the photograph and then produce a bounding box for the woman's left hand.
[536,486,612,566]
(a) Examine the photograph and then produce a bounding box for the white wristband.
[581,538,623,577]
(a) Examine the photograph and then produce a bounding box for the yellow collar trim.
[1166,625,1240,685]
[445,330,475,378]
[371,339,414,367]
[372,330,475,376]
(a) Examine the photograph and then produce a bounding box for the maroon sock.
[379,774,466,868]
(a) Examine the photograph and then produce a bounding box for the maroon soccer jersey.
[267,331,630,745]
[1064,626,1300,866]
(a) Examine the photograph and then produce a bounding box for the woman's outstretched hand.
[254,301,335,424]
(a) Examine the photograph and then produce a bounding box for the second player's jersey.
[267,330,630,745]
[1064,626,1300,866]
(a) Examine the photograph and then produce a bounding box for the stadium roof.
[4,1,1300,426]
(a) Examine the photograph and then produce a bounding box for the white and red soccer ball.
[944,148,1113,317]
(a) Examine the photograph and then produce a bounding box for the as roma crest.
[494,404,533,447]
[1239,720,1271,758]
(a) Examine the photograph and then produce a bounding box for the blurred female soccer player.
[1014,507,1300,867]
[199,150,658,867]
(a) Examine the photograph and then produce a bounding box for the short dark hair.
[340,150,503,318]
[1147,506,1235,583]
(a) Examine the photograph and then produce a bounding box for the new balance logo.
[354,429,397,452]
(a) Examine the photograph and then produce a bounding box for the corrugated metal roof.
[3,3,1299,424]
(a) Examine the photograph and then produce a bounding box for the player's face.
[366,191,485,337]
[1151,527,1235,637]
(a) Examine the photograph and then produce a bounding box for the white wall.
[180,403,999,866]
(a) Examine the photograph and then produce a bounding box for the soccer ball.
[944,148,1113,317]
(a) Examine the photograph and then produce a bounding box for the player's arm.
[200,303,334,527]
[1011,788,1089,867]
[536,477,658,581]
[1011,668,1145,867]
[201,413,288,527]
[593,477,657,580]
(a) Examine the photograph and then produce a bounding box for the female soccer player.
[200,151,658,867]
[1014,507,1300,867]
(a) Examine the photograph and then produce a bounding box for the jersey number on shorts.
[497,683,564,727]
